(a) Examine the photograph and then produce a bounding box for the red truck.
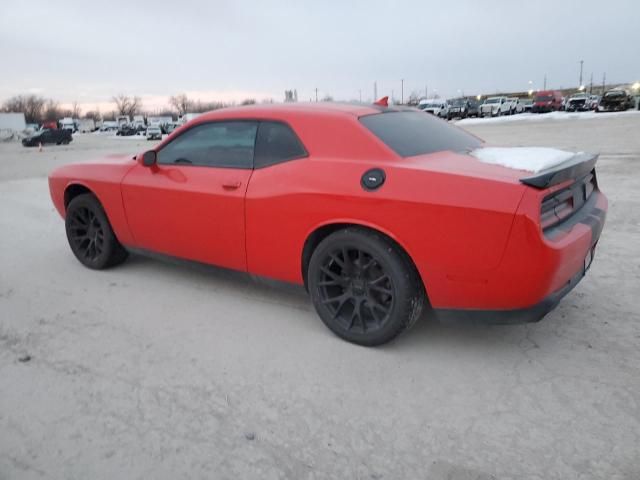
[532,90,563,113]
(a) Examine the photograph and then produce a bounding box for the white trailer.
[132,115,145,128]
[78,119,96,133]
[148,116,173,125]
[179,113,201,125]
[60,117,75,132]
[0,112,27,135]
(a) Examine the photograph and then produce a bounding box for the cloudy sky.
[1,0,638,112]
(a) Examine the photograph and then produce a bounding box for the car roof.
[192,102,415,122]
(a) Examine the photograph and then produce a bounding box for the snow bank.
[456,109,640,126]
[470,147,577,173]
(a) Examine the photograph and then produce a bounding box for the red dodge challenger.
[49,102,607,345]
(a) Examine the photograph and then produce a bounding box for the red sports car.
[49,102,607,345]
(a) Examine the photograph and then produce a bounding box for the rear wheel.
[308,228,424,346]
[65,193,128,269]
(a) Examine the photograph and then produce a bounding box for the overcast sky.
[1,0,638,112]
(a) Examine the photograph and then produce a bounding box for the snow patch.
[456,109,640,126]
[108,134,147,140]
[470,147,577,173]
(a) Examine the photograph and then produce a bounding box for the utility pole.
[359,89,362,103]
[401,79,404,105]
[315,88,318,102]
[425,84,428,98]
[543,74,547,90]
[602,72,606,94]
[589,73,593,94]
[579,59,584,87]
[373,81,377,101]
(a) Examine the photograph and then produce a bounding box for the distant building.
[284,89,298,102]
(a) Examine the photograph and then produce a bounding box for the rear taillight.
[540,170,596,234]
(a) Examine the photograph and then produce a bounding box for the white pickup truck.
[417,99,449,118]
[479,97,511,117]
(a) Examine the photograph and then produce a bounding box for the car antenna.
[374,96,389,107]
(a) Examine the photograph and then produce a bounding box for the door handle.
[222,181,242,190]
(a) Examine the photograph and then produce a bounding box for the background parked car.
[163,122,179,134]
[598,88,633,112]
[479,97,510,117]
[532,90,563,112]
[22,128,72,147]
[465,98,481,117]
[566,93,590,112]
[116,124,138,136]
[146,124,162,141]
[588,95,601,110]
[447,97,478,119]
[419,99,449,118]
[521,98,533,112]
[507,98,525,114]
[100,121,119,132]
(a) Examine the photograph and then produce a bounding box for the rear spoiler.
[520,153,598,189]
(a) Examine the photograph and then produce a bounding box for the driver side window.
[157,121,258,168]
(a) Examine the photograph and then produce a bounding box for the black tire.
[308,228,425,346]
[65,193,128,269]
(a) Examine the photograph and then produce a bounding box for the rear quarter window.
[254,121,307,168]
[360,111,481,157]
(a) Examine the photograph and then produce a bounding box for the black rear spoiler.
[520,152,598,189]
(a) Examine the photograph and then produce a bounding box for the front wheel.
[308,228,425,346]
[65,193,128,269]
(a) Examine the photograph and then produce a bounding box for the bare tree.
[71,101,81,118]
[43,100,61,122]
[168,94,193,115]
[191,100,226,113]
[240,98,256,106]
[407,91,421,106]
[112,94,142,117]
[1,94,46,123]
[84,109,101,120]
[321,94,334,102]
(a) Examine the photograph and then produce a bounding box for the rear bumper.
[434,243,597,324]
[432,189,607,324]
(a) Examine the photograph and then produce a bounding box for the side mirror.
[142,150,157,167]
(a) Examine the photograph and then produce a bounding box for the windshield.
[605,91,624,97]
[423,103,442,108]
[535,95,552,102]
[450,98,466,106]
[360,111,481,157]
[485,98,501,104]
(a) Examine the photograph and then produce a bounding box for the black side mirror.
[142,150,157,167]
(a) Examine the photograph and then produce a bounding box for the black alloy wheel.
[67,205,105,263]
[309,228,424,346]
[317,245,394,334]
[65,193,128,269]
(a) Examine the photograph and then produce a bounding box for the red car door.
[121,121,258,272]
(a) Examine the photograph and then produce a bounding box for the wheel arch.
[64,183,95,211]
[301,221,428,300]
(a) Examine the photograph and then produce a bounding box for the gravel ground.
[1,116,639,480]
